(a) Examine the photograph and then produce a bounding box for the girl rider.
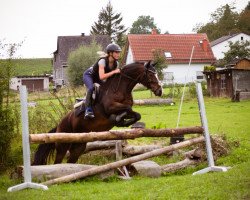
[83,43,121,119]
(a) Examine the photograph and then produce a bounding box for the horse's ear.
[144,61,151,68]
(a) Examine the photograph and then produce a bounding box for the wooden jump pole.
[42,136,205,186]
[30,126,203,144]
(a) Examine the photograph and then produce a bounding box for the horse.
[32,61,163,165]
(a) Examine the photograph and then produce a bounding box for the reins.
[112,67,146,93]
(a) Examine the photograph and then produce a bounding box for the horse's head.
[119,61,162,96]
[141,61,163,96]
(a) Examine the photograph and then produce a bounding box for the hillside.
[10,58,52,76]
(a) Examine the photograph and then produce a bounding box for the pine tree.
[193,3,240,41]
[238,2,250,35]
[90,1,127,46]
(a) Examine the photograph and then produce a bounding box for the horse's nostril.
[154,87,162,96]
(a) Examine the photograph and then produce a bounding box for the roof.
[210,33,240,47]
[54,34,111,62]
[15,75,50,78]
[127,33,216,64]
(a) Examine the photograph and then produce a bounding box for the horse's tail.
[32,127,57,165]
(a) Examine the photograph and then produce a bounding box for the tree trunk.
[122,144,163,155]
[161,158,200,172]
[134,99,174,105]
[30,126,203,144]
[16,164,114,181]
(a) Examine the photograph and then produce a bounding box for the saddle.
[74,83,100,117]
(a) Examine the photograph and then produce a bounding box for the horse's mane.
[120,62,144,75]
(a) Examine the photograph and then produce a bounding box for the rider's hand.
[113,68,121,74]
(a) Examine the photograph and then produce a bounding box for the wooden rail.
[30,126,203,143]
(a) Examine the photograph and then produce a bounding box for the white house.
[211,33,250,60]
[10,76,50,92]
[123,32,216,84]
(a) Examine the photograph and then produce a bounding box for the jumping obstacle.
[29,126,204,144]
[8,82,230,191]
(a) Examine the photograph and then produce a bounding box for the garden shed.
[203,58,250,100]
[10,75,50,92]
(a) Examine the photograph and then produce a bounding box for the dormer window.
[164,52,172,58]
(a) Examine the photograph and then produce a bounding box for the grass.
[0,89,250,199]
[10,58,52,76]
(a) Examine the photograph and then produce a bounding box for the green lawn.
[0,92,250,199]
[11,58,52,76]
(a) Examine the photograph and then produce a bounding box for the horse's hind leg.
[67,143,87,163]
[54,143,71,164]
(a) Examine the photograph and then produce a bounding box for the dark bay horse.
[32,61,162,165]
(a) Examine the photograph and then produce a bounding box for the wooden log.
[122,144,163,155]
[134,99,174,105]
[30,126,203,144]
[161,158,200,172]
[16,164,114,181]
[161,148,204,172]
[85,140,125,153]
[42,136,205,186]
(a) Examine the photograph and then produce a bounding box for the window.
[163,72,174,84]
[241,36,243,41]
[164,72,174,80]
[221,74,226,89]
[164,52,172,58]
[196,71,204,80]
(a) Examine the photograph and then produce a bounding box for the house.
[10,75,51,92]
[203,58,250,100]
[123,32,216,84]
[53,34,111,86]
[211,33,250,60]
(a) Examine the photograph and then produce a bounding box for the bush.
[67,41,101,86]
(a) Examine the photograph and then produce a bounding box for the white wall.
[10,77,21,90]
[125,46,134,64]
[212,33,250,60]
[163,63,207,84]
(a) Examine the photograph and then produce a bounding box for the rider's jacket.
[91,57,118,83]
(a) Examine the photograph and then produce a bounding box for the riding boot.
[84,90,95,119]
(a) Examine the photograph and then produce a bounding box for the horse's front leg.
[116,110,141,127]
[106,102,141,127]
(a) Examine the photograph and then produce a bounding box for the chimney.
[200,38,208,52]
[151,29,157,35]
[81,33,85,37]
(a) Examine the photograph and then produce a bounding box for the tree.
[129,15,161,34]
[67,41,101,87]
[0,40,21,172]
[193,3,240,41]
[90,1,127,46]
[238,2,250,35]
[152,49,167,80]
[223,40,250,63]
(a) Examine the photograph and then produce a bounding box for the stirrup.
[84,110,95,119]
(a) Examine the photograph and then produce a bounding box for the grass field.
[10,58,52,76]
[0,89,249,199]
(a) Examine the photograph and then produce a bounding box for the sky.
[0,0,248,58]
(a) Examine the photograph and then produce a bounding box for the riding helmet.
[106,43,121,53]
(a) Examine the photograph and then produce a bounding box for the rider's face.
[112,51,120,60]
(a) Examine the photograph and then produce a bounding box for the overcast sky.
[0,0,248,58]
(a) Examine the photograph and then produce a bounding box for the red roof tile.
[128,34,216,64]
